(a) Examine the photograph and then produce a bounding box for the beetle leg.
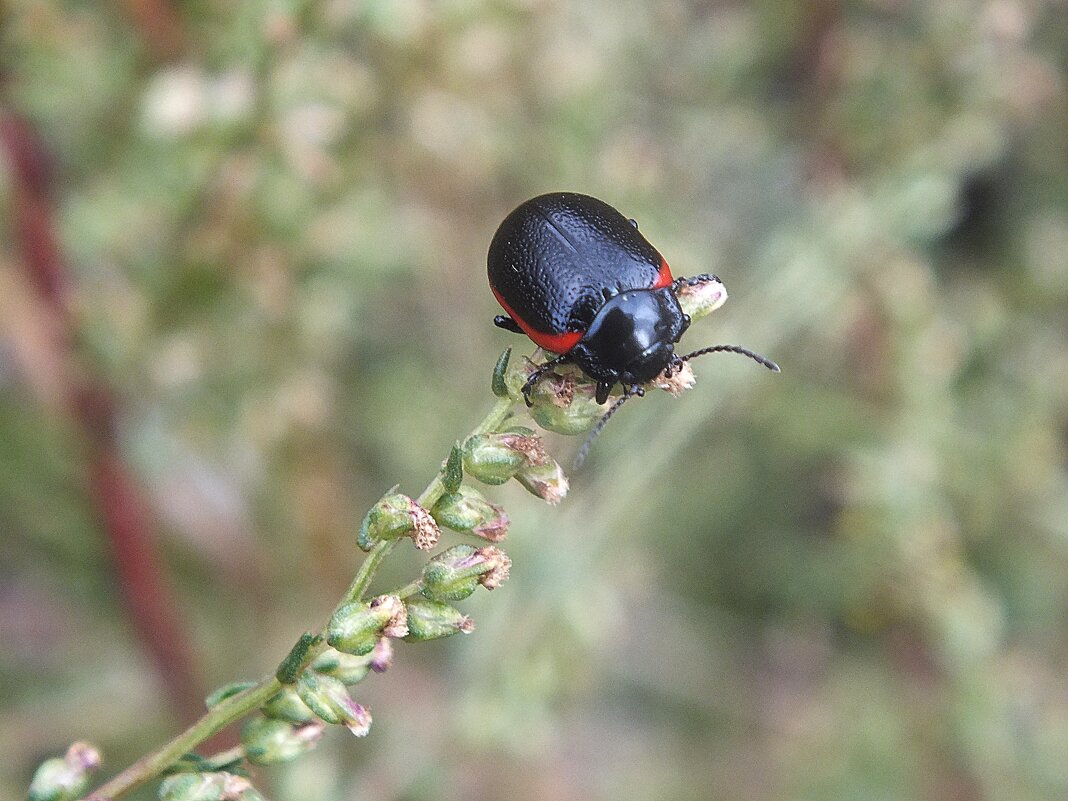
[494,315,525,334]
[595,381,613,405]
[521,353,570,407]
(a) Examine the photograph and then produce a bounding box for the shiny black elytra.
[488,192,778,400]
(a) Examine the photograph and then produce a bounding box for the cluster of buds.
[21,275,741,801]
[327,588,478,650]
[239,651,377,765]
[463,426,569,505]
[233,634,391,767]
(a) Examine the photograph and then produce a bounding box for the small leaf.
[443,443,464,494]
[276,633,322,684]
[491,348,511,397]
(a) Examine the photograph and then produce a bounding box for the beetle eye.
[628,218,638,229]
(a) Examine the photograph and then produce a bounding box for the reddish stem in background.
[1,113,204,723]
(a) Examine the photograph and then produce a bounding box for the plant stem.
[80,392,518,801]
[86,679,281,801]
[388,579,424,600]
[332,538,397,613]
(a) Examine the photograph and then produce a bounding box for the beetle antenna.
[572,391,633,471]
[679,344,781,373]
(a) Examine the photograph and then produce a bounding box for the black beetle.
[488,192,778,409]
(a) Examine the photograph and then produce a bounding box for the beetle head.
[569,287,689,393]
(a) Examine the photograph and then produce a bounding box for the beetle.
[488,192,778,414]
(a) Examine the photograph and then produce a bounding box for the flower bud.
[311,648,372,685]
[260,686,315,723]
[241,717,324,765]
[503,350,541,400]
[526,364,608,435]
[463,428,549,485]
[295,672,373,736]
[515,458,569,505]
[421,544,512,601]
[675,274,727,321]
[462,433,525,484]
[357,492,440,551]
[652,360,696,397]
[157,771,255,801]
[404,598,475,641]
[431,485,509,541]
[28,742,101,801]
[328,594,408,656]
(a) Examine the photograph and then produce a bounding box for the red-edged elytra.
[488,192,778,411]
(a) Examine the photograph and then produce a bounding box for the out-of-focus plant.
[28,283,751,801]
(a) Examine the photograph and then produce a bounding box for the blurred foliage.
[3,0,1068,799]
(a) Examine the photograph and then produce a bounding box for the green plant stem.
[333,539,397,613]
[86,679,281,801]
[388,579,424,599]
[80,392,517,801]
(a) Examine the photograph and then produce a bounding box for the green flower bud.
[463,428,548,485]
[357,492,440,551]
[515,457,569,505]
[157,771,254,801]
[404,598,475,641]
[422,544,512,601]
[260,686,315,724]
[503,350,541,400]
[526,364,608,435]
[241,717,324,766]
[431,485,509,542]
[295,672,373,736]
[311,648,372,685]
[328,594,408,656]
[28,742,101,801]
[675,274,727,322]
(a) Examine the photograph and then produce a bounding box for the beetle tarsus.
[595,381,613,405]
[521,354,570,406]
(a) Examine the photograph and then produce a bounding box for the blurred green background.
[3,1,1068,799]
